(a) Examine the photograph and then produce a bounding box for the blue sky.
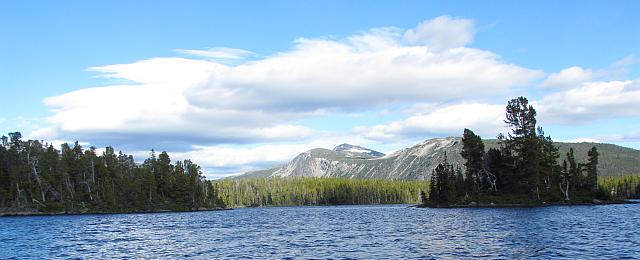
[1,1,639,178]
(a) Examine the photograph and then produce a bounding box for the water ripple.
[1,204,639,259]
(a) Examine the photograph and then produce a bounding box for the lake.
[1,203,639,259]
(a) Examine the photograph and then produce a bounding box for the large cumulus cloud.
[36,16,543,151]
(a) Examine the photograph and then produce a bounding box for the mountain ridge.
[234,137,640,180]
[333,143,385,158]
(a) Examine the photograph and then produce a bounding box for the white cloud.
[621,132,640,141]
[556,131,640,145]
[540,55,638,89]
[88,57,222,85]
[598,131,640,143]
[540,66,595,89]
[354,103,507,142]
[403,16,475,51]
[187,30,542,112]
[537,79,640,124]
[561,137,600,143]
[31,16,556,177]
[175,47,256,62]
[173,143,325,169]
[37,17,541,151]
[609,55,638,77]
[167,134,379,178]
[39,58,319,149]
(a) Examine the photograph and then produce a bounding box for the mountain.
[333,143,385,158]
[236,137,640,180]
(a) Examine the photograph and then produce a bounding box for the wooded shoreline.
[417,199,638,208]
[4,199,638,217]
[0,207,231,217]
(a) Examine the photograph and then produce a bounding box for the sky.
[1,1,639,178]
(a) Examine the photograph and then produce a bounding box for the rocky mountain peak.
[333,143,385,158]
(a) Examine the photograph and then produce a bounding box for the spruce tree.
[461,129,485,196]
[503,96,541,198]
[585,147,599,191]
[537,129,561,198]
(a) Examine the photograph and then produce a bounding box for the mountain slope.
[236,138,640,180]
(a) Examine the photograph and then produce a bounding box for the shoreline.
[0,207,231,217]
[3,199,637,216]
[416,199,638,209]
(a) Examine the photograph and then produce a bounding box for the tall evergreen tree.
[461,129,485,196]
[485,148,507,192]
[537,128,561,199]
[502,96,541,198]
[585,147,599,191]
[427,154,459,205]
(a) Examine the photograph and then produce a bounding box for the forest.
[0,134,224,214]
[0,131,428,214]
[600,175,640,199]
[424,96,624,206]
[214,177,427,208]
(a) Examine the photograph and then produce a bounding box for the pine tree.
[502,96,541,198]
[485,148,506,191]
[461,129,485,196]
[537,128,561,199]
[427,154,458,205]
[585,147,599,191]
[428,172,437,204]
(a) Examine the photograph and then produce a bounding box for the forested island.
[422,96,629,207]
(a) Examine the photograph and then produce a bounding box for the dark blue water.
[1,203,639,259]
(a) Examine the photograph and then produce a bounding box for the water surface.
[1,203,639,259]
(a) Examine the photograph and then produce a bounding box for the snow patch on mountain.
[333,143,385,158]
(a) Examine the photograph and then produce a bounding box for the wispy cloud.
[540,55,638,89]
[403,15,475,51]
[175,47,256,62]
[353,102,507,142]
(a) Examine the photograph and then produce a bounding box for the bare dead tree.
[560,176,570,200]
[479,167,498,192]
[26,141,46,202]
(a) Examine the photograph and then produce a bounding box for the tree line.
[214,177,428,207]
[0,132,429,213]
[426,96,608,206]
[0,133,223,213]
[600,175,640,199]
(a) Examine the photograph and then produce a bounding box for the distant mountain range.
[235,137,640,180]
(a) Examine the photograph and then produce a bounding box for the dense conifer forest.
[0,134,224,214]
[424,96,622,206]
[214,178,427,207]
[600,175,640,199]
